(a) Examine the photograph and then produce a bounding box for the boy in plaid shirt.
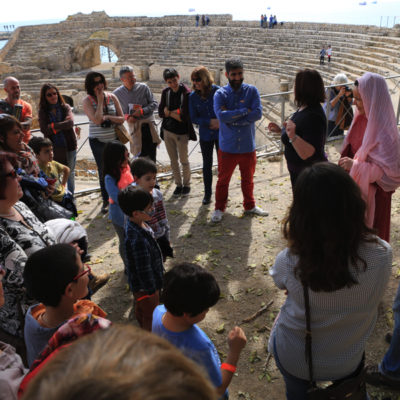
[118,186,164,331]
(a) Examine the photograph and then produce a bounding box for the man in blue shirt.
[212,58,268,222]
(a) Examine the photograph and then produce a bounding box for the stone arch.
[71,39,120,71]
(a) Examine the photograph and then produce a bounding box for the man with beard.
[0,77,32,143]
[211,58,268,223]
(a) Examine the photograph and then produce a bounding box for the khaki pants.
[163,129,191,187]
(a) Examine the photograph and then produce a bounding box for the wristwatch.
[289,135,298,144]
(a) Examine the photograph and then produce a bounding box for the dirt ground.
[75,141,400,400]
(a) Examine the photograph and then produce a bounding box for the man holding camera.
[0,77,32,143]
[113,66,160,161]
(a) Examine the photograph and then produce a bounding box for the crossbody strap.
[303,283,315,387]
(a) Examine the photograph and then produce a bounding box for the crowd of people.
[0,57,400,399]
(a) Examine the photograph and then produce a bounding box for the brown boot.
[88,272,110,294]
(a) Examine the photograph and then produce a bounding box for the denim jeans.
[380,282,400,380]
[273,336,368,400]
[200,139,219,197]
[66,149,77,195]
[89,138,108,202]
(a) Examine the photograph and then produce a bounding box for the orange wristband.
[136,293,155,302]
[140,108,144,116]
[176,109,181,115]
[51,122,57,135]
[221,363,236,373]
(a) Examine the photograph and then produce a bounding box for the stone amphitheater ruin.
[1,11,400,122]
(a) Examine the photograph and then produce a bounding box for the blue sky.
[0,0,399,27]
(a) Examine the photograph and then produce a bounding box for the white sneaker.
[211,209,224,223]
[245,206,269,216]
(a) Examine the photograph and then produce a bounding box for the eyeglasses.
[72,264,91,281]
[2,170,18,179]
[46,92,57,98]
[192,78,202,83]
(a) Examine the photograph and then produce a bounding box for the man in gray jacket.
[113,66,160,161]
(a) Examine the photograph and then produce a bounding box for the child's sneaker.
[211,209,224,223]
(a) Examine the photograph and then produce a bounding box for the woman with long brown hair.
[189,66,219,205]
[38,83,78,195]
[269,162,391,399]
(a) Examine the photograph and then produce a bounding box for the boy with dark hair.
[152,262,247,398]
[118,186,164,331]
[23,244,105,367]
[131,157,173,261]
[158,68,195,197]
[29,136,77,216]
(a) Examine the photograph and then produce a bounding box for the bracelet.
[221,363,236,373]
[140,108,144,116]
[289,135,298,144]
[51,122,57,135]
[136,293,155,302]
[176,109,181,115]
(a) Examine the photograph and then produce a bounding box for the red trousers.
[215,150,257,212]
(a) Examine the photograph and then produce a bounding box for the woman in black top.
[269,69,327,188]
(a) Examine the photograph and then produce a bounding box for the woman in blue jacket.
[189,67,219,205]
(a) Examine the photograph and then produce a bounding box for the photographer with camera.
[324,73,353,138]
[83,72,124,213]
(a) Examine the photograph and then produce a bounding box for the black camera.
[101,120,112,128]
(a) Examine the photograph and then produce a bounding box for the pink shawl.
[342,72,400,226]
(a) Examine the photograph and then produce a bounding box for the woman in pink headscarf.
[339,72,400,242]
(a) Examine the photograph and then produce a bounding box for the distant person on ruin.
[113,66,160,161]
[0,77,32,144]
[201,15,205,26]
[260,14,264,27]
[211,58,268,223]
[327,44,332,62]
[273,15,278,27]
[319,46,326,65]
[82,71,125,214]
[158,68,196,198]
[269,14,274,28]
[206,15,210,26]
[339,72,400,242]
[195,14,199,27]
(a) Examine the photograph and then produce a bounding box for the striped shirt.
[88,94,117,142]
[269,237,392,381]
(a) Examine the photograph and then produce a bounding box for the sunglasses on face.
[46,92,57,98]
[192,78,202,83]
[93,79,103,86]
[72,264,91,281]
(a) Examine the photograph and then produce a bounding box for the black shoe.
[173,186,183,197]
[202,195,211,205]
[182,186,191,197]
[365,364,400,389]
[101,200,109,214]
[385,332,392,344]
